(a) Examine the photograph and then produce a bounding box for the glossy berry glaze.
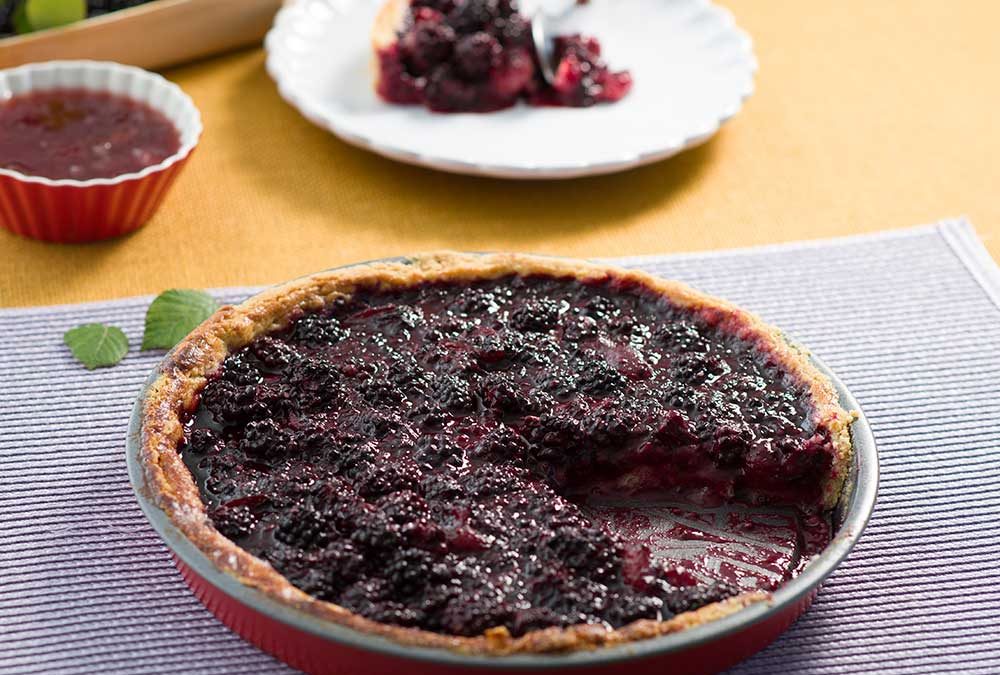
[180,274,836,637]
[0,88,180,180]
[376,0,632,112]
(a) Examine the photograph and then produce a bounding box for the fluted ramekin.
[0,60,202,243]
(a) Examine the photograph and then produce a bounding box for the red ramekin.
[0,60,202,243]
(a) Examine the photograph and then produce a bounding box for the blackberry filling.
[374,0,632,112]
[181,274,838,637]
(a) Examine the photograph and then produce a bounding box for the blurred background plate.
[265,0,757,179]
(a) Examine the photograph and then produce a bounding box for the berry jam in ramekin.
[0,61,202,243]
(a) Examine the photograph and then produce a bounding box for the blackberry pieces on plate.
[371,0,633,112]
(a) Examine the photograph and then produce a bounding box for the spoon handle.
[524,0,578,19]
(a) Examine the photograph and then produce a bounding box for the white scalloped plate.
[265,0,756,179]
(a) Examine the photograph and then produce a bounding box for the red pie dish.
[0,61,201,243]
[129,253,878,674]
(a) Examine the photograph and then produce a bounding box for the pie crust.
[138,252,855,655]
[372,0,407,54]
[371,0,408,100]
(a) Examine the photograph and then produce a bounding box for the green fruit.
[13,0,87,34]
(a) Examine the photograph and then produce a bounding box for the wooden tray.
[0,0,283,70]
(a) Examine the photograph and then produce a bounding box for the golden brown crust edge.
[138,251,855,655]
[370,0,407,93]
[372,0,406,51]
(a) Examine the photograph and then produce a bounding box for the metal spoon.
[531,11,557,85]
[529,0,577,85]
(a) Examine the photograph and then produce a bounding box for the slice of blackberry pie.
[139,252,854,654]
[372,0,633,112]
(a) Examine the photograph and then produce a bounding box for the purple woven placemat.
[3,219,999,674]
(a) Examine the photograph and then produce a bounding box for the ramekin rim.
[0,60,203,188]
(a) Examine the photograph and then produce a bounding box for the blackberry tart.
[372,0,633,112]
[139,252,854,655]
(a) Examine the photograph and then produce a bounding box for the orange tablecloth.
[2,0,998,307]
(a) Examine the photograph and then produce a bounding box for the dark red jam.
[376,0,632,112]
[0,88,180,180]
[181,274,836,637]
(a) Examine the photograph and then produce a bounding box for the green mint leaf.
[63,323,129,370]
[142,289,219,350]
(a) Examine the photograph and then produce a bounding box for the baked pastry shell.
[127,253,878,671]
